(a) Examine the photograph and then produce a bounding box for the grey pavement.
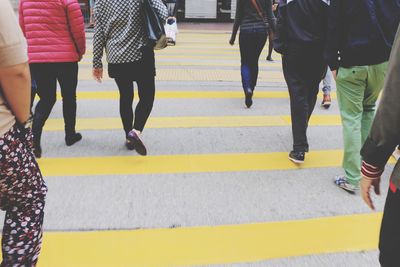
[20,23,386,266]
[209,251,380,267]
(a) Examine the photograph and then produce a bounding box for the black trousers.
[282,45,326,152]
[379,183,400,267]
[239,30,268,91]
[115,76,155,136]
[30,62,79,143]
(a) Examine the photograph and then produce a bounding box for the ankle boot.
[65,132,82,146]
[244,88,253,108]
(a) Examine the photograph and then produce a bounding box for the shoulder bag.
[143,0,167,50]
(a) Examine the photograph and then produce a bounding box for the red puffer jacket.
[19,0,86,63]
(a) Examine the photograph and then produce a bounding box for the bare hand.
[361,176,381,210]
[93,68,103,83]
[272,4,278,11]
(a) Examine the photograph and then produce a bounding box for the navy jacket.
[278,0,329,46]
[325,0,400,71]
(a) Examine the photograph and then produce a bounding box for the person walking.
[360,24,400,267]
[321,66,333,109]
[274,0,329,164]
[19,0,86,158]
[325,0,400,193]
[92,0,168,156]
[229,0,275,108]
[266,0,278,62]
[0,1,48,265]
[89,0,95,28]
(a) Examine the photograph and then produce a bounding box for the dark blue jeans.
[239,30,268,92]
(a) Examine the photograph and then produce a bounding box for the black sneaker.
[289,151,305,164]
[125,139,135,151]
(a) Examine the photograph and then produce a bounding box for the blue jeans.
[239,30,268,91]
[322,66,333,95]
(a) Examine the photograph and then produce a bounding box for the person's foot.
[266,56,273,62]
[127,130,147,156]
[392,147,400,161]
[65,133,82,146]
[321,94,331,109]
[244,88,253,108]
[125,139,135,151]
[288,151,305,164]
[334,175,359,194]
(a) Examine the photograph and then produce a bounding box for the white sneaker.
[393,147,400,161]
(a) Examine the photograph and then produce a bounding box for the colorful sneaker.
[289,151,305,164]
[321,94,331,109]
[392,147,400,161]
[334,175,358,194]
[127,130,147,156]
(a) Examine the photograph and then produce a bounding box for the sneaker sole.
[334,181,356,194]
[288,156,304,164]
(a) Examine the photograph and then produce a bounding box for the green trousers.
[336,62,388,186]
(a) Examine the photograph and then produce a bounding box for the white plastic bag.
[165,18,178,45]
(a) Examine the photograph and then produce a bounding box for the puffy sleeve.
[66,0,86,57]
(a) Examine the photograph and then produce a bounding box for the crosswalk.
[14,25,389,266]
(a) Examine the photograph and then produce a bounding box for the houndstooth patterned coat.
[93,0,168,69]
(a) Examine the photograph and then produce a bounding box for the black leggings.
[380,183,400,267]
[30,62,79,142]
[115,76,155,136]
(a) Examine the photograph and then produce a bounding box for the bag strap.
[250,0,265,20]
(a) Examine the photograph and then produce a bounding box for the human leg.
[249,32,268,90]
[361,62,388,144]
[336,66,368,187]
[115,78,134,137]
[57,62,82,146]
[379,183,400,267]
[30,63,57,158]
[0,126,47,266]
[283,53,310,153]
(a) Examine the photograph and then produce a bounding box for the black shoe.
[125,139,135,151]
[65,133,82,146]
[289,151,305,164]
[244,88,253,108]
[266,56,273,62]
[127,130,147,156]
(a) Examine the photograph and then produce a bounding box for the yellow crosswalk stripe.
[37,150,396,177]
[79,61,282,68]
[35,213,382,267]
[78,69,285,82]
[44,115,341,132]
[59,91,335,100]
